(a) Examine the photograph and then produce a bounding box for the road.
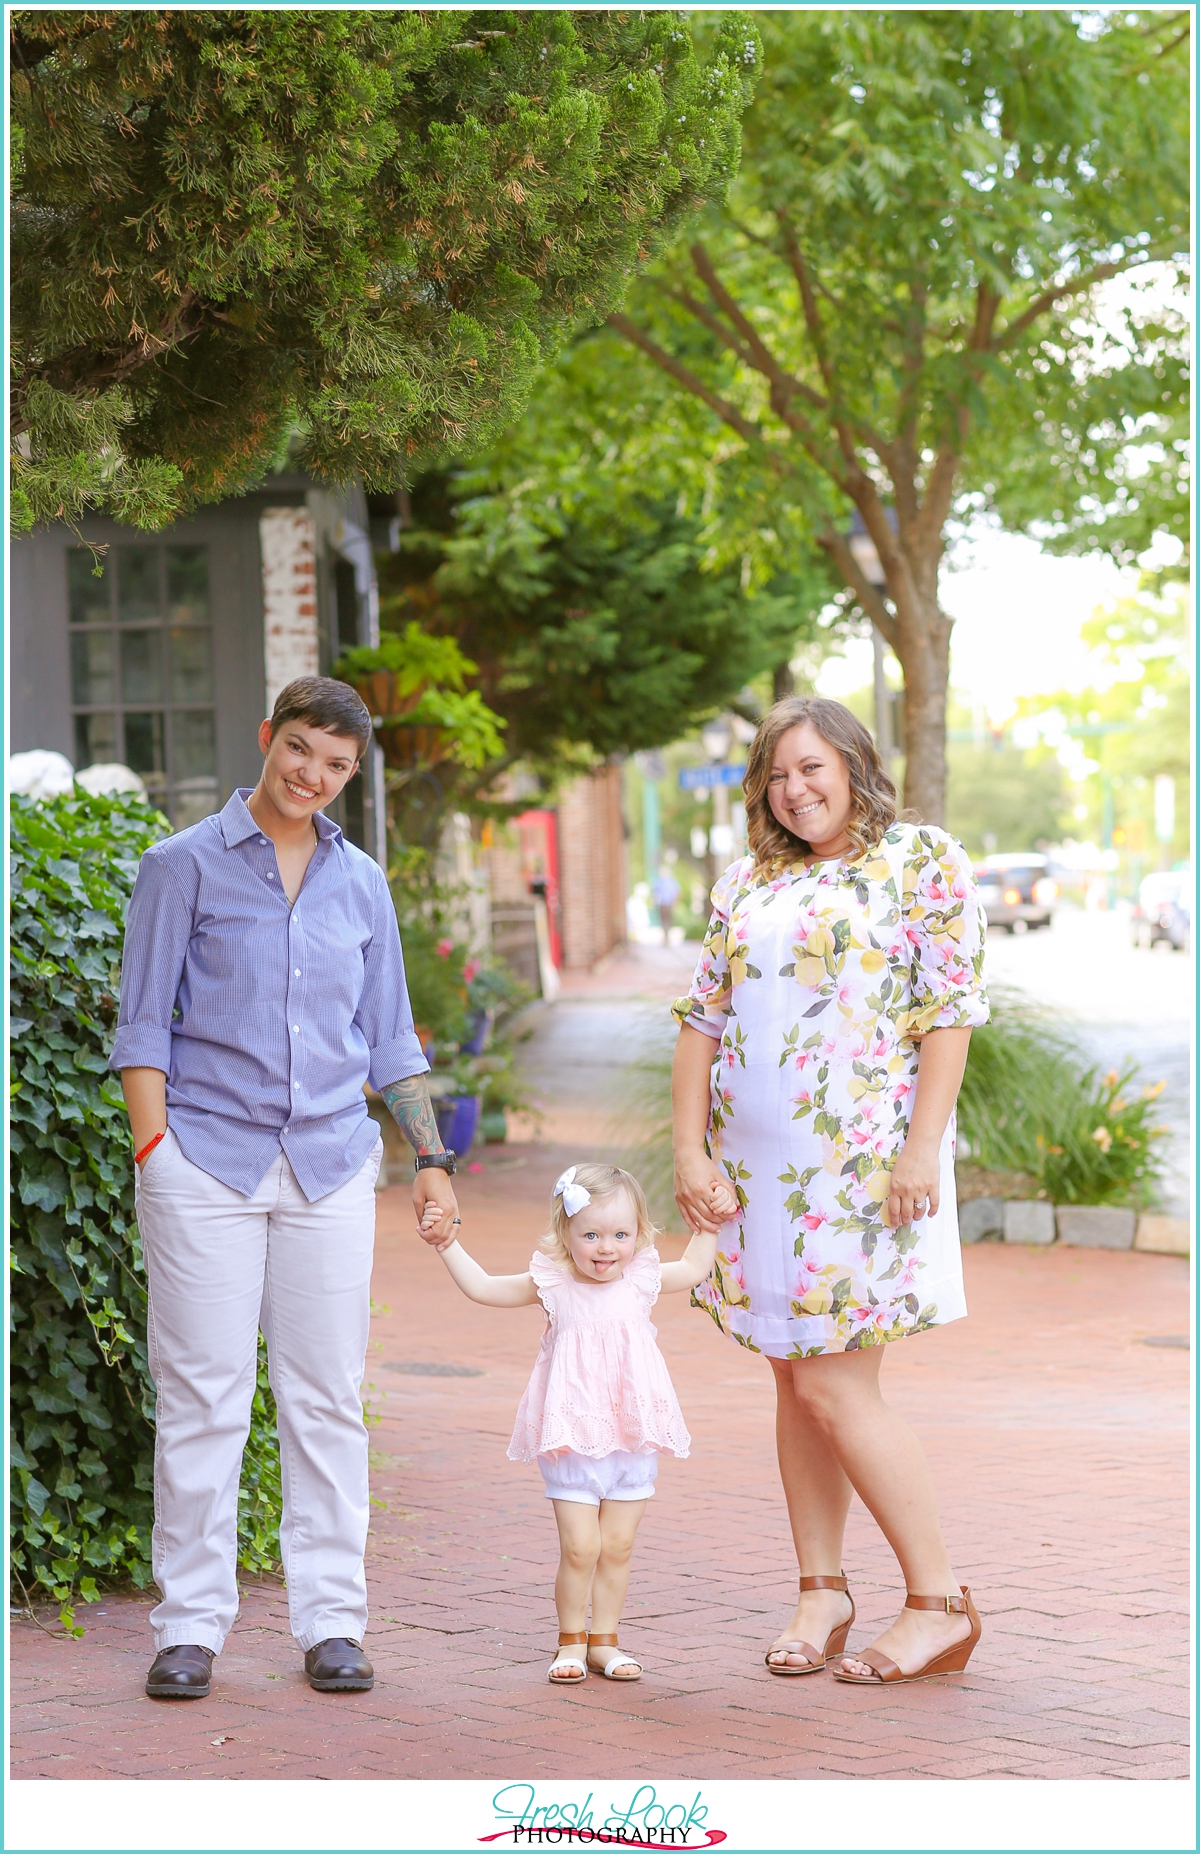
[983,905,1192,1215]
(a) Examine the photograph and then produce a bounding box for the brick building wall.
[557,765,627,970]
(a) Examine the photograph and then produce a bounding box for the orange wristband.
[135,1131,166,1167]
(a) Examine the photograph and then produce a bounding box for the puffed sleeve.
[671,856,754,1039]
[623,1245,663,1307]
[528,1250,570,1318]
[899,829,990,1037]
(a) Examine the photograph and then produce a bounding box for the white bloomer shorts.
[538,1447,658,1506]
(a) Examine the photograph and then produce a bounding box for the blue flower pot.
[459,1009,492,1057]
[435,1094,482,1156]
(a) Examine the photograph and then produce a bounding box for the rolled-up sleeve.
[670,858,750,1038]
[356,874,430,1089]
[900,830,990,1037]
[109,846,195,1074]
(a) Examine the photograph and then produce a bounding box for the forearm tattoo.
[380,1075,443,1156]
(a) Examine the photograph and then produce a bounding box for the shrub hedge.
[9,790,281,1633]
[956,987,1167,1206]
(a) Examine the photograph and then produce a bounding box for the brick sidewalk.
[11,1143,1190,1780]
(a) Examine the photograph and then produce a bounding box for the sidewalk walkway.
[11,1140,1190,1781]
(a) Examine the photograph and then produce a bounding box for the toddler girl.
[421,1161,730,1684]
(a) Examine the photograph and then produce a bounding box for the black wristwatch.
[415,1150,457,1176]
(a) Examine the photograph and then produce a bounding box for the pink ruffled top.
[507,1247,691,1463]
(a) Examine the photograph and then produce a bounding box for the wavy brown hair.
[743,696,902,875]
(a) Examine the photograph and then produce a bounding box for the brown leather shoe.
[304,1637,374,1691]
[145,1643,214,1698]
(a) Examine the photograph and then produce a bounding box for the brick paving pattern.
[11,1142,1190,1781]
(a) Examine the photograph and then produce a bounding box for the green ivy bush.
[9,790,281,1633]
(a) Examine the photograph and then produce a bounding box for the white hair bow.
[553,1166,592,1220]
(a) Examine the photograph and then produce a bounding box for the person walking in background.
[652,865,682,940]
[112,677,461,1700]
[671,696,987,1686]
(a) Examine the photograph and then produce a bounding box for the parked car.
[1131,867,1191,951]
[974,854,1059,933]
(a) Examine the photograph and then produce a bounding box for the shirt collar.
[221,788,344,851]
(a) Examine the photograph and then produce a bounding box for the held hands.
[413,1167,460,1250]
[884,1136,940,1231]
[674,1152,737,1236]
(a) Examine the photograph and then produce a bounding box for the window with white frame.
[68,543,218,827]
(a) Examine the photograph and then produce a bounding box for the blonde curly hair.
[541,1162,659,1275]
[743,696,902,876]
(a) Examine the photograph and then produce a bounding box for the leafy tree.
[943,741,1070,858]
[607,9,1189,820]
[1015,588,1191,868]
[11,8,759,530]
[376,466,828,786]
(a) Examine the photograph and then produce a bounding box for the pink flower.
[792,1089,812,1107]
[463,958,480,984]
[800,1212,823,1233]
[435,937,454,959]
[468,1161,484,1173]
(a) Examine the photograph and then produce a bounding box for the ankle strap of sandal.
[905,1589,968,1614]
[799,1573,848,1592]
[558,1631,588,1646]
[587,1632,620,1646]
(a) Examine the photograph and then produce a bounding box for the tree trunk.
[889,596,952,825]
[773,659,795,701]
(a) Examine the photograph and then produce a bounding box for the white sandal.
[587,1631,642,1681]
[548,1631,588,1683]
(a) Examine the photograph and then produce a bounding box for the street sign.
[678,763,746,790]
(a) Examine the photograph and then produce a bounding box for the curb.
[961,1200,1189,1256]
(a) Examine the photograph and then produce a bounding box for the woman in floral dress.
[672,697,988,1686]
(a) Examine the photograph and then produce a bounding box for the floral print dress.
[672,823,989,1359]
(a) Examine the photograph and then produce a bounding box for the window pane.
[171,778,220,829]
[120,629,164,704]
[118,548,161,623]
[171,710,217,781]
[124,711,166,778]
[74,712,119,769]
[68,549,111,625]
[167,546,209,624]
[168,627,214,703]
[70,630,115,707]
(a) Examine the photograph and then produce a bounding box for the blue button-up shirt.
[109,790,428,1200]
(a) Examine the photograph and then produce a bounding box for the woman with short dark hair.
[114,677,460,1700]
[672,696,988,1685]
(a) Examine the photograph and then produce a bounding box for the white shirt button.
[293,1082,299,1090]
[294,969,301,977]
[292,1025,299,1033]
[267,872,275,880]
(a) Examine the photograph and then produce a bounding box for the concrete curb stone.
[1003,1199,1056,1245]
[1057,1206,1137,1250]
[1134,1215,1191,1257]
[960,1196,1004,1243]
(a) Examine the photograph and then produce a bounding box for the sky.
[815,523,1158,720]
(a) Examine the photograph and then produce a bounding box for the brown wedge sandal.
[832,1586,981,1685]
[765,1573,855,1677]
